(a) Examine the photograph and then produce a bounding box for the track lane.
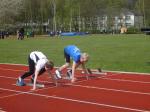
[0,76,150,111]
[0,64,150,112]
[0,87,149,112]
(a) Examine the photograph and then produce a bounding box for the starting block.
[87,68,106,75]
[54,75,72,86]
[85,68,107,79]
[26,83,45,88]
[51,68,107,86]
[49,72,73,87]
[47,74,70,87]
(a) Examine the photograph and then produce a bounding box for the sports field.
[0,34,150,112]
[0,34,150,73]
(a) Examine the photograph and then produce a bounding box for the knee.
[28,71,34,75]
[65,63,70,67]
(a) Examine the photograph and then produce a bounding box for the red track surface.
[0,64,150,112]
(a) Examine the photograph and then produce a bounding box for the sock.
[19,77,22,81]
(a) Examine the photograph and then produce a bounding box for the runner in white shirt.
[17,51,54,90]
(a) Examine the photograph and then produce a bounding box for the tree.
[0,0,24,28]
[1,0,149,33]
[135,0,150,27]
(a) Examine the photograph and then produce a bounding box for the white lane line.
[1,67,150,84]
[99,77,150,84]
[0,75,150,96]
[0,63,150,76]
[0,84,57,99]
[0,87,149,112]
[0,67,24,72]
[72,84,150,95]
[0,75,88,99]
[0,110,7,112]
[106,70,150,76]
[0,92,28,99]
[0,63,27,66]
[0,108,7,112]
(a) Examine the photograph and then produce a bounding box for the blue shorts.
[64,50,70,63]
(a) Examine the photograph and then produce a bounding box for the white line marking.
[0,108,6,112]
[0,67,150,84]
[0,110,6,112]
[0,87,149,112]
[0,84,57,99]
[1,67,150,85]
[72,84,150,95]
[0,92,27,99]
[100,77,150,84]
[1,64,150,86]
[0,63,27,66]
[106,70,150,76]
[0,63,150,76]
[0,75,17,80]
[0,67,24,72]
[0,75,150,96]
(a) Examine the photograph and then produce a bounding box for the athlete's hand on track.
[31,87,36,91]
[71,78,77,83]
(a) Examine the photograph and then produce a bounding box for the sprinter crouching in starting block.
[16,51,54,90]
[55,45,89,83]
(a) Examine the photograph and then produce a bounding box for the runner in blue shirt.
[55,45,89,83]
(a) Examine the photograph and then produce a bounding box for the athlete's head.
[80,53,89,63]
[45,60,54,70]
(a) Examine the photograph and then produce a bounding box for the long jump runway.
[0,64,150,112]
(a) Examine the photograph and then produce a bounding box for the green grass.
[0,34,150,73]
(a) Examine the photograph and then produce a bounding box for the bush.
[126,27,141,34]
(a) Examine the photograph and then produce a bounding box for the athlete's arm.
[71,61,77,83]
[31,69,39,90]
[81,63,89,74]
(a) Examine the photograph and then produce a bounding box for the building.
[72,11,144,33]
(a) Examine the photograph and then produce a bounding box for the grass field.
[0,34,150,73]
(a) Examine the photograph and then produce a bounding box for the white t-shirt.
[30,51,48,71]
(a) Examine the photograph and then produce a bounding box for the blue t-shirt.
[64,45,81,63]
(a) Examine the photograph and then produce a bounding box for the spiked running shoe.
[16,78,25,86]
[55,70,62,79]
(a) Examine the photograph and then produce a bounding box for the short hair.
[45,60,54,70]
[82,53,89,59]
[81,53,89,62]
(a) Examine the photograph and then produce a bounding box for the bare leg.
[58,62,70,71]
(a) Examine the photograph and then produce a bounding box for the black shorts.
[64,50,70,63]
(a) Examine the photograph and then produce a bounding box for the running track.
[0,64,150,112]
